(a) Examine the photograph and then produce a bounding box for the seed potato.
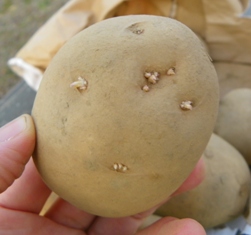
[156,133,251,228]
[32,15,219,217]
[213,62,251,100]
[214,88,251,164]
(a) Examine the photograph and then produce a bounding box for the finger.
[87,206,158,235]
[0,159,51,213]
[44,198,95,230]
[171,157,205,197]
[0,114,34,192]
[44,199,156,233]
[137,217,206,235]
[0,115,51,214]
[0,206,86,235]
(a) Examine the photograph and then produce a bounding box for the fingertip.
[138,217,206,235]
[22,114,36,135]
[160,218,206,235]
[19,114,36,140]
[20,114,36,152]
[2,114,35,154]
[172,156,205,197]
[192,157,206,186]
[197,157,205,177]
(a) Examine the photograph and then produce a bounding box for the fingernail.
[0,115,27,142]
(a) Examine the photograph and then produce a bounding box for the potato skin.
[156,133,251,228]
[214,88,251,164]
[32,15,219,217]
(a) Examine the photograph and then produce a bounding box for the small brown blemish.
[61,117,67,125]
[64,102,69,108]
[127,22,145,35]
[180,101,193,111]
[150,172,160,180]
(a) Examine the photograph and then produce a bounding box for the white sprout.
[142,85,150,92]
[148,74,158,84]
[153,71,160,78]
[180,101,193,111]
[113,163,128,173]
[167,67,176,75]
[144,72,152,78]
[70,76,88,90]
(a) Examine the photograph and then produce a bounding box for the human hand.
[0,114,206,235]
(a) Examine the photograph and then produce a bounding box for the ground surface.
[0,0,68,98]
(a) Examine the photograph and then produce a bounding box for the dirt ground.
[0,0,68,98]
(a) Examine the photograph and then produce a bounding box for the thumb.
[138,217,206,235]
[0,114,35,193]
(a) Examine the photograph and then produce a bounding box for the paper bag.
[7,0,251,94]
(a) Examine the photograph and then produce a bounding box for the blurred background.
[0,0,68,126]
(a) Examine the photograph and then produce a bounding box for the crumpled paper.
[8,0,251,91]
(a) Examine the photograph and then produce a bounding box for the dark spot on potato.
[126,22,145,35]
[65,102,69,108]
[150,172,161,180]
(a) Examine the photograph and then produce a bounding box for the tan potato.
[156,133,251,228]
[214,88,251,164]
[213,62,251,100]
[32,15,219,217]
